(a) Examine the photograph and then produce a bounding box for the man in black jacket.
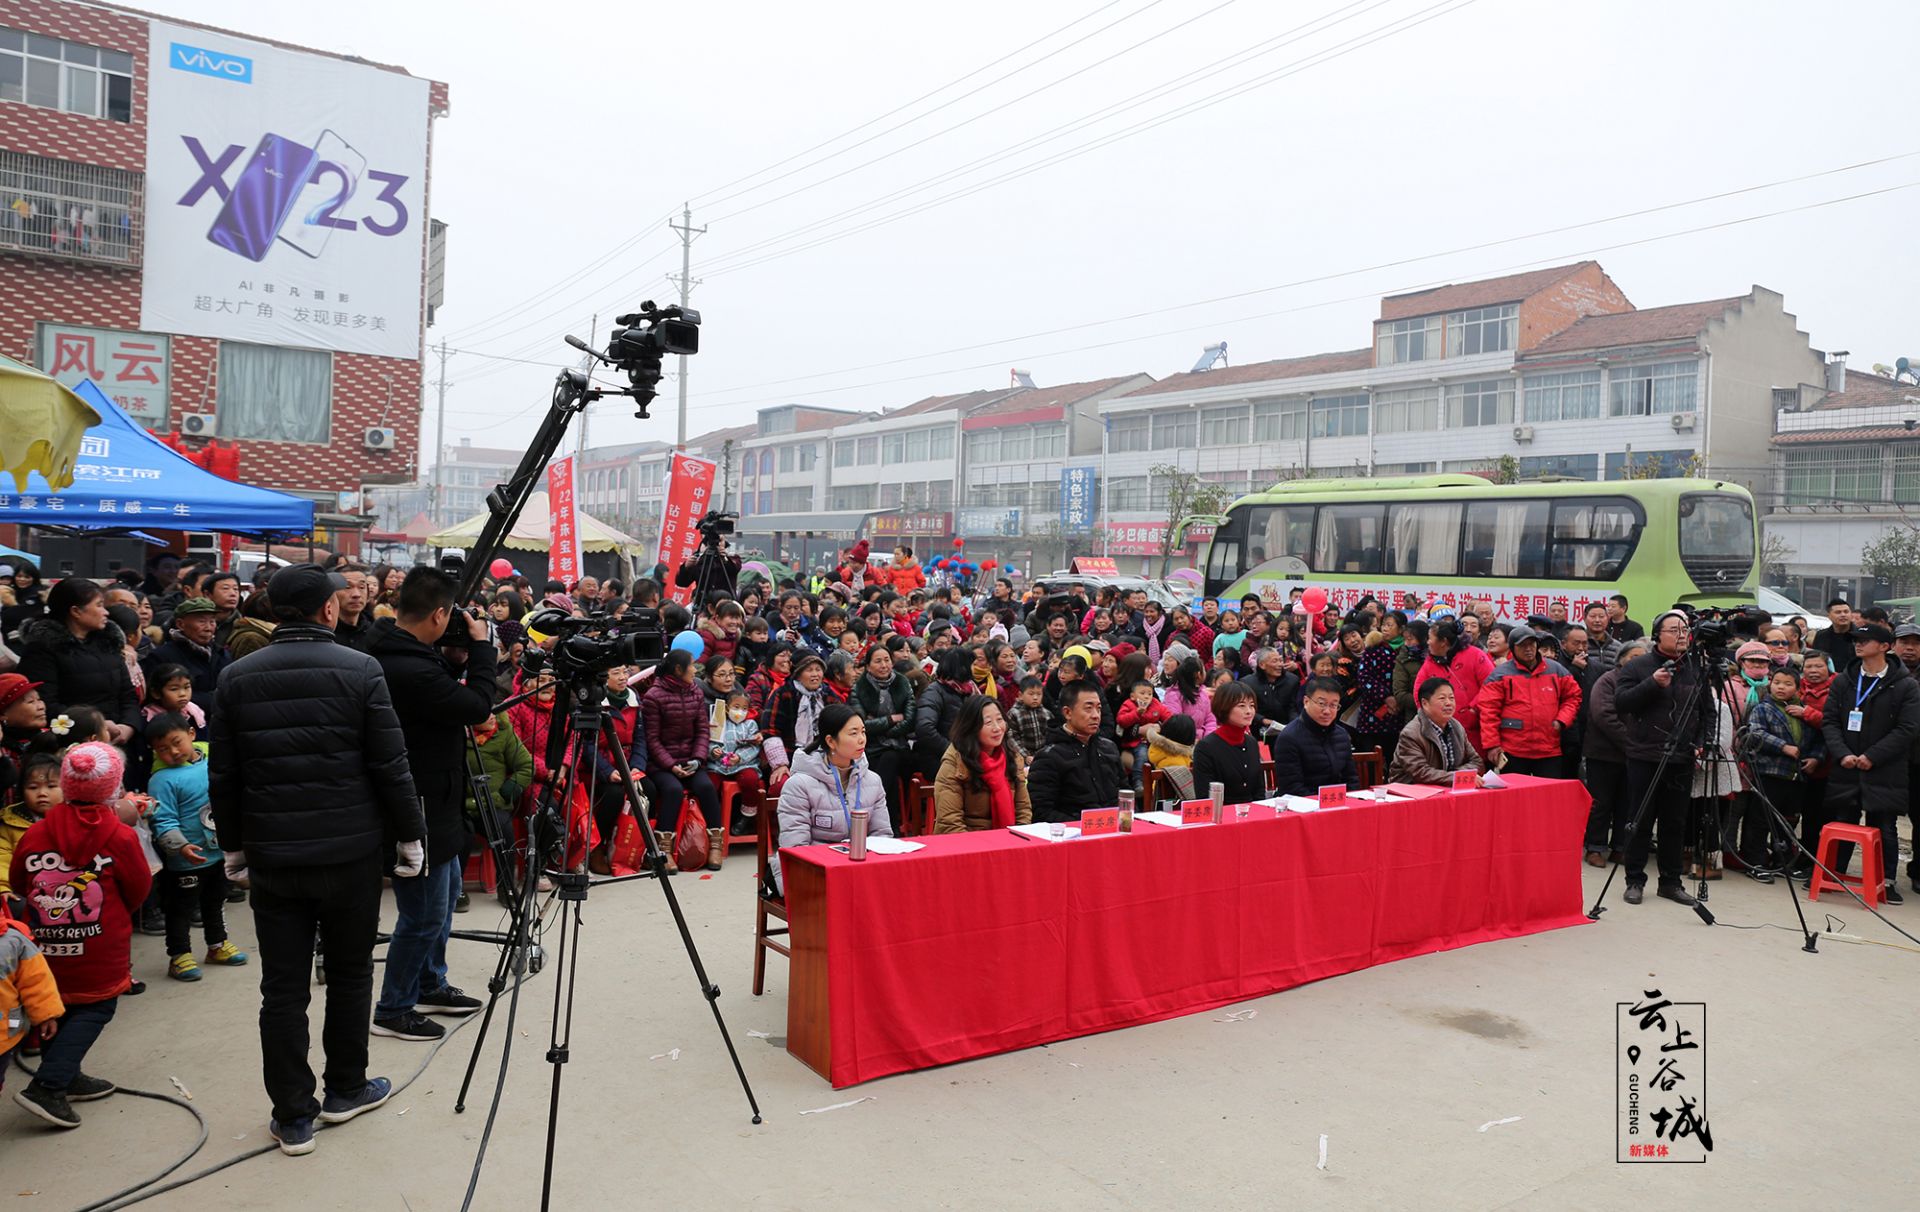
[1612,611,1703,908]
[1809,598,1859,674]
[1270,677,1356,796]
[147,596,230,725]
[1026,682,1122,822]
[1820,624,1920,904]
[210,563,424,1157]
[1241,647,1299,734]
[333,566,375,652]
[368,568,498,1040]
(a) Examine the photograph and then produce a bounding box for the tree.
[1150,463,1230,577]
[1492,454,1520,485]
[1862,524,1920,597]
[1759,532,1796,585]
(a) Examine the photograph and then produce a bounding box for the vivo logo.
[169,42,253,83]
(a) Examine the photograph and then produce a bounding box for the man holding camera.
[1611,611,1703,908]
[366,568,499,1041]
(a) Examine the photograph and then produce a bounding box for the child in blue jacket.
[146,713,247,982]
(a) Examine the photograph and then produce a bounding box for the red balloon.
[1301,586,1328,614]
[981,559,998,570]
[489,557,514,579]
[953,538,965,548]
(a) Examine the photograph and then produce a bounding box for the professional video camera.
[521,606,665,680]
[563,300,701,419]
[695,508,736,544]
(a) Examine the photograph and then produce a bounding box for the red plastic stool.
[462,840,498,894]
[1808,822,1885,906]
[717,778,760,855]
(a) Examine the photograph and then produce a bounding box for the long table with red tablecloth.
[779,775,1592,1087]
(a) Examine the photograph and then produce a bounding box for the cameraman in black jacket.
[366,568,499,1041]
[1611,610,1703,908]
[211,564,424,1155]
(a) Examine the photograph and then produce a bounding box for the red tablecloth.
[782,775,1591,1087]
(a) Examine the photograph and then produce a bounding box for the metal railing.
[0,150,141,266]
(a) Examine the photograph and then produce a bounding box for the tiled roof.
[882,388,1017,419]
[684,422,756,451]
[1774,427,1920,445]
[967,374,1151,418]
[1813,367,1914,411]
[1525,297,1744,356]
[1378,263,1597,321]
[1773,369,1920,443]
[1123,350,1372,397]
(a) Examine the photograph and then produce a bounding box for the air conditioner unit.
[181,412,217,438]
[1670,411,1698,431]
[364,427,396,450]
[1512,424,1534,443]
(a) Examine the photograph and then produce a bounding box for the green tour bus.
[1199,475,1758,621]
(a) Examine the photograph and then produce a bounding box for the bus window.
[1679,493,1755,591]
[1385,502,1462,575]
[1461,500,1548,579]
[1314,504,1384,574]
[1244,505,1313,569]
[1206,536,1241,586]
[1549,499,1640,580]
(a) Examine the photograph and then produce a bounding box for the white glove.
[394,840,425,878]
[222,849,249,888]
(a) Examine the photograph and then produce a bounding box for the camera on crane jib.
[521,606,665,682]
[563,301,700,419]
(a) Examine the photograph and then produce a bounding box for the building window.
[905,429,930,461]
[758,450,773,475]
[1108,476,1150,511]
[1310,393,1368,438]
[1609,360,1698,417]
[1524,369,1602,422]
[0,150,142,265]
[1893,450,1920,504]
[965,430,1000,463]
[1151,412,1196,450]
[1604,448,1695,480]
[930,427,954,459]
[856,436,879,465]
[216,343,331,443]
[1110,413,1150,452]
[1375,316,1441,365]
[1518,453,1600,481]
[1034,479,1061,514]
[1252,398,1306,442]
[1784,445,1882,504]
[1201,406,1250,447]
[779,445,795,473]
[833,439,854,468]
[798,443,817,471]
[1446,379,1514,428]
[1032,422,1066,459]
[879,482,903,508]
[1446,304,1517,357]
[775,486,814,511]
[1373,386,1437,434]
[0,30,134,122]
[1000,428,1033,461]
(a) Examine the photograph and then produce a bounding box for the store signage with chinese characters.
[1246,579,1615,619]
[1104,521,1213,555]
[957,507,1023,537]
[1060,466,1096,534]
[867,511,951,538]
[36,324,170,427]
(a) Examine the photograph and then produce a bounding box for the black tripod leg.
[454,726,534,1112]
[604,721,763,1124]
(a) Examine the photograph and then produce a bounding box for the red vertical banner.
[548,457,581,586]
[656,452,718,605]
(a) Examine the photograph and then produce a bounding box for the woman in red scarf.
[932,694,1031,832]
[1191,681,1266,805]
[743,643,793,730]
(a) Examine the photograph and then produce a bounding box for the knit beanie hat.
[62,741,125,805]
[1163,642,1198,667]
[1734,640,1771,663]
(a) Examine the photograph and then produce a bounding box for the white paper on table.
[1135,811,1188,828]
[863,837,925,855]
[1480,771,1508,789]
[1276,795,1323,813]
[1009,822,1082,842]
[1348,788,1409,803]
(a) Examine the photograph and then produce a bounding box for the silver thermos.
[1209,781,1226,824]
[848,808,870,861]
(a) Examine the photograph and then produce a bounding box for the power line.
[687,149,1919,400]
[701,0,1473,277]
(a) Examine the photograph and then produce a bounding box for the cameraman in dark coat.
[1612,611,1703,908]
[210,564,424,1156]
[367,568,499,1040]
[1819,623,1920,903]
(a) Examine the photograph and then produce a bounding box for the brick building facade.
[0,0,448,554]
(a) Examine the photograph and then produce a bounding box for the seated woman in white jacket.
[773,702,893,892]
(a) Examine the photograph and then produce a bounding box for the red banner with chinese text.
[656,452,719,605]
[548,457,581,586]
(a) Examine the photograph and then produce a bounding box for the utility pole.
[575,313,597,463]
[429,339,448,527]
[668,203,705,449]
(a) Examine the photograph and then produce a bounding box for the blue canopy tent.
[0,380,313,537]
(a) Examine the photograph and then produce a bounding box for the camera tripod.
[455,672,762,1212]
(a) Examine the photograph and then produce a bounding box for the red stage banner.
[548,456,580,586]
[657,452,718,604]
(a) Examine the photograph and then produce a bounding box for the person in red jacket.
[8,742,150,1128]
[1475,625,1582,777]
[1413,619,1496,748]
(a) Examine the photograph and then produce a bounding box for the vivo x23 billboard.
[141,22,431,359]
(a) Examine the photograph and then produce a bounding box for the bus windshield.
[1678,493,1754,592]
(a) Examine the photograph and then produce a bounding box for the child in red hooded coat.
[8,742,149,1128]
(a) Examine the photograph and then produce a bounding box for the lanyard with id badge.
[1848,672,1882,732]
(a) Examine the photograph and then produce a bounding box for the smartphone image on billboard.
[277,129,366,261]
[205,133,318,262]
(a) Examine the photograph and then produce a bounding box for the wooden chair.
[1141,765,1164,809]
[903,775,937,837]
[1355,747,1385,790]
[1261,759,1276,795]
[752,794,790,997]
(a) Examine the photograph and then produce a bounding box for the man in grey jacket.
[1581,640,1646,866]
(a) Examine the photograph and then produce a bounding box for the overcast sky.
[166,0,1920,458]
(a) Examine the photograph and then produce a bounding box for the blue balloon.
[670,631,705,659]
